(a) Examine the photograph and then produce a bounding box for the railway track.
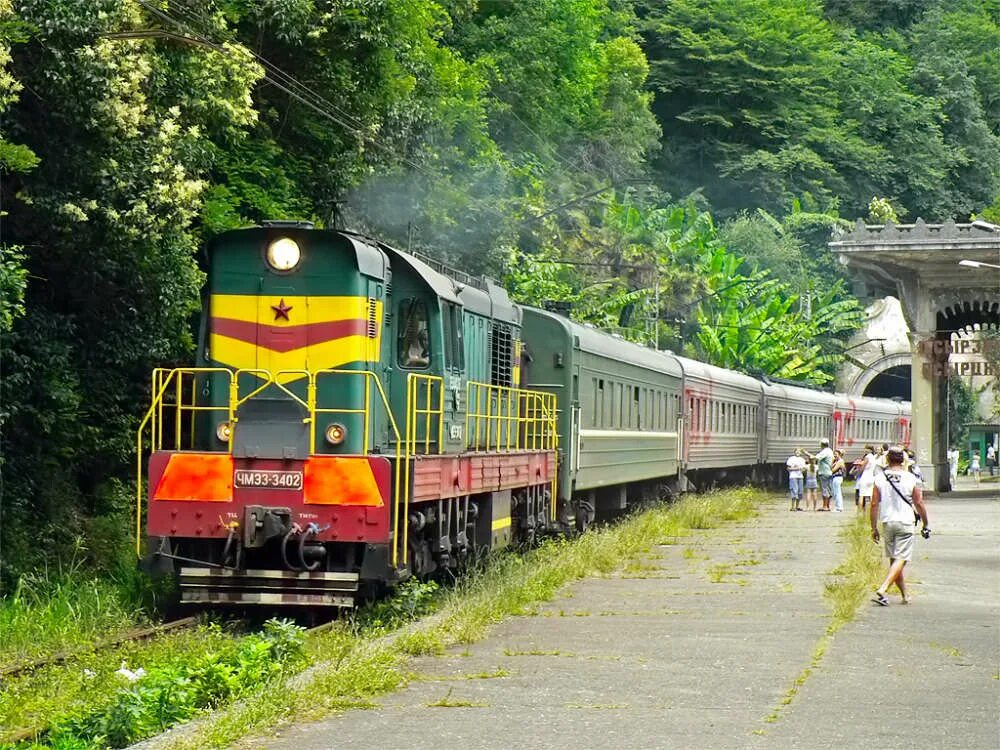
[0,616,199,682]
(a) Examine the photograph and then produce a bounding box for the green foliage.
[947,375,978,448]
[867,196,900,224]
[358,578,441,632]
[0,0,262,585]
[0,554,145,665]
[639,0,999,221]
[0,244,27,333]
[21,620,305,750]
[690,244,864,384]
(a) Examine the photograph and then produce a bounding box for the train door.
[441,300,466,452]
[389,294,441,454]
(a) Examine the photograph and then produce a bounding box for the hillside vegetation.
[0,0,996,583]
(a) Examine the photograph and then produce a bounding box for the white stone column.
[911,296,949,492]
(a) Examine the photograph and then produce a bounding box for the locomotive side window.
[398,298,430,369]
[442,302,464,372]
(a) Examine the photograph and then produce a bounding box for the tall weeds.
[0,571,144,665]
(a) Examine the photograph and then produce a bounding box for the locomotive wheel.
[574,499,595,534]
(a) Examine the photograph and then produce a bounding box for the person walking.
[987,444,996,477]
[831,449,847,512]
[970,452,981,485]
[815,438,834,511]
[786,449,806,511]
[871,445,930,606]
[856,445,877,511]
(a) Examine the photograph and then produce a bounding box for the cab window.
[442,302,464,371]
[398,299,430,368]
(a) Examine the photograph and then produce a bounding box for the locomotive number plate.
[233,470,303,490]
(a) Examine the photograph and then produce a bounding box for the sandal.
[871,592,889,607]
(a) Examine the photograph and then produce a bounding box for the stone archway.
[831,220,1000,492]
[849,351,912,396]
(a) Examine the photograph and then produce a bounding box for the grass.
[0,624,233,745]
[151,486,763,750]
[824,515,884,629]
[0,569,148,667]
[755,514,882,733]
[424,689,488,708]
[928,642,963,659]
[1,620,305,749]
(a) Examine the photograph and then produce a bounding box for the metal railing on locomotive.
[135,367,237,556]
[136,367,411,567]
[403,373,445,568]
[464,381,559,520]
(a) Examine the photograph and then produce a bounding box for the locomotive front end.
[140,224,397,607]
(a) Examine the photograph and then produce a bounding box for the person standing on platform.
[831,449,847,512]
[786,449,806,511]
[987,444,996,477]
[804,457,819,511]
[871,446,930,606]
[856,445,877,511]
[947,446,959,488]
[815,438,834,511]
[876,443,890,469]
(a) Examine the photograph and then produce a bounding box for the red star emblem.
[271,298,293,321]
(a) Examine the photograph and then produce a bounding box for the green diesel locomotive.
[140,223,557,607]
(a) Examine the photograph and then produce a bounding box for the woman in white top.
[855,444,877,511]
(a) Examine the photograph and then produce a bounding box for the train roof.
[667,354,766,394]
[346,231,519,324]
[522,307,683,377]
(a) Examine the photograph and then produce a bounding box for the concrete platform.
[260,494,999,750]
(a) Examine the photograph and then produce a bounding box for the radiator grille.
[490,322,513,387]
[367,297,378,338]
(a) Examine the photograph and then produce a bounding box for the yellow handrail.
[465,381,557,453]
[135,367,235,556]
[137,366,559,563]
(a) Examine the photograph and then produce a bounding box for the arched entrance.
[862,364,911,399]
[831,219,1000,491]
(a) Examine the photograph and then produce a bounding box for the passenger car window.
[398,298,430,368]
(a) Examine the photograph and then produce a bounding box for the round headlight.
[325,423,347,446]
[265,237,301,271]
[216,422,232,442]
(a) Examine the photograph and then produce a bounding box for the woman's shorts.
[805,477,818,489]
[882,521,916,561]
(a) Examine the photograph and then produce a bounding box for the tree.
[638,0,876,216]
[0,2,35,336]
[1,0,262,583]
[689,244,863,384]
[947,375,978,449]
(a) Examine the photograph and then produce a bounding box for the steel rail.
[0,616,199,682]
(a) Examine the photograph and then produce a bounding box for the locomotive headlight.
[216,421,232,442]
[325,423,347,446]
[265,237,301,271]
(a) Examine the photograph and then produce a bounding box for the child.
[804,458,819,511]
[971,453,981,486]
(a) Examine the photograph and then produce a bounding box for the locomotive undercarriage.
[406,484,554,578]
[151,484,555,607]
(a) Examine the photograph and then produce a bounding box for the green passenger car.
[521,307,684,529]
